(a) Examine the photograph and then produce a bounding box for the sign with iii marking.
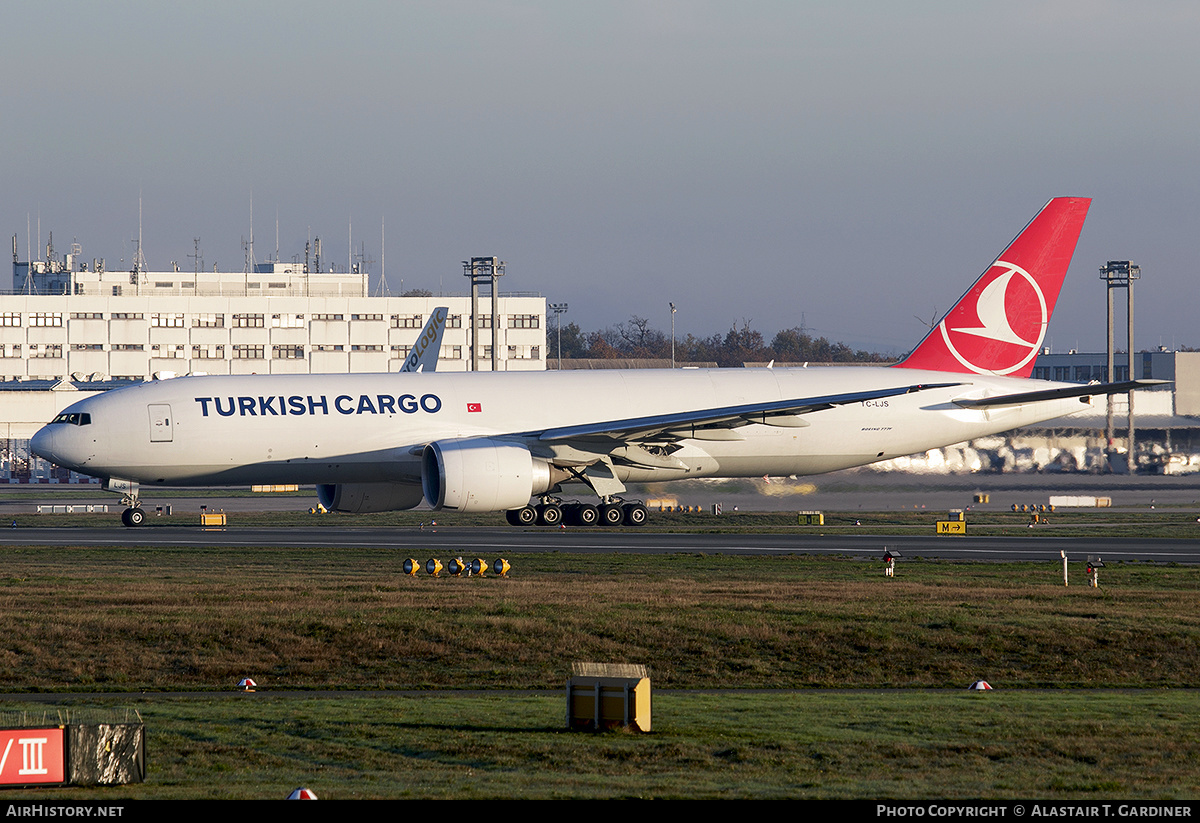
[0,727,65,785]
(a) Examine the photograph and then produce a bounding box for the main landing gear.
[505,497,648,528]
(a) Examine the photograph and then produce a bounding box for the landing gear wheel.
[600,503,624,527]
[507,505,537,526]
[622,503,648,527]
[574,503,599,526]
[122,507,146,527]
[537,503,563,526]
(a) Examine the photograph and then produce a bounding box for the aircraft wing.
[952,379,1170,409]
[534,382,962,443]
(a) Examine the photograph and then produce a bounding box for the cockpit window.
[50,412,91,426]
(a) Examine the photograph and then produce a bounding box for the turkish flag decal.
[467,402,482,413]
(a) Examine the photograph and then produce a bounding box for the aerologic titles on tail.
[894,197,1091,377]
[400,307,449,373]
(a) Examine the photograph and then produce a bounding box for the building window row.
[0,311,541,330]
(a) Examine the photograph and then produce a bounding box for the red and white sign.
[466,403,482,413]
[0,727,65,785]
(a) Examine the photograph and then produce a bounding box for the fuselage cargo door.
[149,404,173,442]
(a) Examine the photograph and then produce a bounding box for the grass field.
[1,539,1198,798]
[5,691,1199,799]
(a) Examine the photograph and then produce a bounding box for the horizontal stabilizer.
[953,379,1170,409]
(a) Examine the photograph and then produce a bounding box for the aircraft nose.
[30,425,59,465]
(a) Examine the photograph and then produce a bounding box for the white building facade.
[2,249,546,480]
[0,293,545,380]
[5,250,546,380]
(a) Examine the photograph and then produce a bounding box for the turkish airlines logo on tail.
[937,260,1048,375]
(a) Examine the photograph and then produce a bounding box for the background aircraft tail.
[400,307,449,373]
[893,197,1091,377]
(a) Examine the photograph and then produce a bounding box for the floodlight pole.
[670,302,677,368]
[463,257,504,371]
[550,302,568,370]
[1100,261,1139,473]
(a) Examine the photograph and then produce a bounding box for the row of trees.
[547,316,895,368]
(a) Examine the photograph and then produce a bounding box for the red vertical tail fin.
[894,197,1091,377]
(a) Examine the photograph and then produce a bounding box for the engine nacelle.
[316,482,424,514]
[421,439,554,512]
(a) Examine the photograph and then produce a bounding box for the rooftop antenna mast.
[189,238,203,276]
[248,192,255,270]
[26,215,35,294]
[379,216,390,296]
[134,194,147,274]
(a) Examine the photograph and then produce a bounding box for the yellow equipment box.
[567,663,651,732]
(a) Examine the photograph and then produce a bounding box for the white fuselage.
[31,367,1087,490]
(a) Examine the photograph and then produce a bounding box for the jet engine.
[316,482,425,514]
[421,439,556,512]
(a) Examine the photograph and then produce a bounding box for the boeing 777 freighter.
[31,197,1161,526]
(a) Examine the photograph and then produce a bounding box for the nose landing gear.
[106,479,147,527]
[120,506,147,527]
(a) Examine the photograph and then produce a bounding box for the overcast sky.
[4,1,1198,354]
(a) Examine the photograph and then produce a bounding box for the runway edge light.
[493,558,511,577]
[402,558,419,576]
